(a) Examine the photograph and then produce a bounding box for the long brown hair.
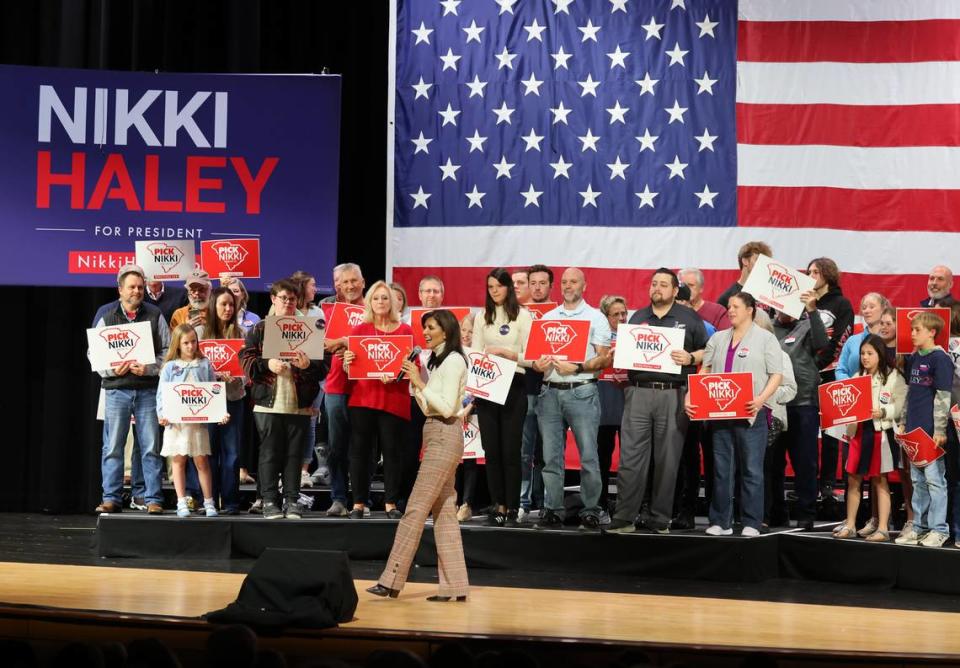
[483,267,520,325]
[205,287,243,340]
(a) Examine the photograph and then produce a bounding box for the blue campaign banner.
[0,65,340,290]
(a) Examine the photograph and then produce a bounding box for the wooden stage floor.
[3,561,960,661]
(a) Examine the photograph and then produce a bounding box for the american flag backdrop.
[387,0,960,308]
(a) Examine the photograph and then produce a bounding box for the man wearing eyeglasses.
[168,270,212,330]
[240,279,327,519]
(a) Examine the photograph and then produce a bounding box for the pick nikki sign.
[740,254,816,319]
[688,372,753,420]
[523,302,558,320]
[612,323,685,375]
[198,339,244,377]
[200,238,260,279]
[347,334,413,380]
[135,239,195,281]
[323,302,366,340]
[818,375,873,429]
[161,381,227,423]
[465,351,518,405]
[409,307,473,349]
[462,413,486,461]
[524,318,591,362]
[895,427,945,468]
[262,315,326,360]
[895,307,951,354]
[87,321,157,371]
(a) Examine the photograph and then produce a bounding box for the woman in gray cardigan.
[686,292,783,536]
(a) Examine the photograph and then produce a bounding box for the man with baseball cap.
[91,263,170,514]
[169,269,212,330]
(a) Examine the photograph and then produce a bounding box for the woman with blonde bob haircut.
[343,281,415,519]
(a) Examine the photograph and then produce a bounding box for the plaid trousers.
[378,417,469,597]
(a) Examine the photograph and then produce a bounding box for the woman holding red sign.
[342,281,415,520]
[687,292,783,537]
[367,309,470,601]
[198,287,247,514]
[471,268,533,527]
[835,335,906,541]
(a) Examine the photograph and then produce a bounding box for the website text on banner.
[0,64,340,288]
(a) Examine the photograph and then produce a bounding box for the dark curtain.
[0,0,388,512]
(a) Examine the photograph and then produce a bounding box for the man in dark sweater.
[716,241,773,308]
[921,265,956,308]
[145,280,188,325]
[92,264,170,514]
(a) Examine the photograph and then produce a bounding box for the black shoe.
[604,518,636,534]
[671,513,695,530]
[504,510,519,528]
[262,502,283,520]
[386,509,404,520]
[426,594,467,602]
[366,584,399,598]
[348,508,364,519]
[487,511,506,527]
[798,519,815,531]
[579,515,600,532]
[534,511,563,530]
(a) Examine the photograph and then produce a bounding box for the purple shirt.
[724,341,740,373]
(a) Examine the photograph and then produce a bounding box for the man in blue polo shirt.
[532,267,612,532]
[606,268,708,534]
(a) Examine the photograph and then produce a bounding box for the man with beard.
[606,269,708,534]
[922,265,956,307]
[169,270,212,330]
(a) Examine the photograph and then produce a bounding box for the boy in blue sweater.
[895,312,954,547]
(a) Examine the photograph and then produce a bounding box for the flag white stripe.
[737,61,960,106]
[738,145,960,189]
[391,226,955,275]
[739,0,960,22]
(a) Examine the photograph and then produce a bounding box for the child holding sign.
[157,324,228,518]
[835,336,905,541]
[895,313,953,547]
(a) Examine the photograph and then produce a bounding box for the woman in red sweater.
[343,280,415,519]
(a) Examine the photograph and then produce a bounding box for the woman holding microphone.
[472,268,533,527]
[687,292,783,537]
[367,310,470,602]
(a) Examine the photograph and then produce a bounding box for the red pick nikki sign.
[523,302,558,320]
[896,428,945,468]
[524,318,591,362]
[347,334,413,379]
[200,238,260,278]
[99,327,142,361]
[818,375,873,429]
[409,307,473,348]
[198,339,244,377]
[688,372,753,420]
[895,307,951,354]
[324,302,366,340]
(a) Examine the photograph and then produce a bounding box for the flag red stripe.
[737,185,960,233]
[737,103,960,147]
[392,267,930,315]
[738,19,960,63]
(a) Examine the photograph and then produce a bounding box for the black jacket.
[98,302,166,391]
[813,286,854,375]
[240,320,327,409]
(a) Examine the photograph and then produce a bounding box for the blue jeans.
[102,388,163,505]
[190,398,244,510]
[536,384,602,519]
[911,456,949,535]
[520,394,544,510]
[103,419,145,499]
[325,393,350,504]
[709,410,769,530]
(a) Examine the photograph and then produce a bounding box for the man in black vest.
[93,264,170,514]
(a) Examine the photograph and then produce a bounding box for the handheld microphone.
[396,346,423,381]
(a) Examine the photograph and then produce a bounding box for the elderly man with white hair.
[922,265,956,307]
[678,268,730,331]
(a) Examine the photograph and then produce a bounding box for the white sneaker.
[204,503,218,518]
[300,471,313,488]
[895,528,920,545]
[741,526,760,537]
[705,525,733,536]
[920,530,949,547]
[517,507,528,523]
[599,510,612,526]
